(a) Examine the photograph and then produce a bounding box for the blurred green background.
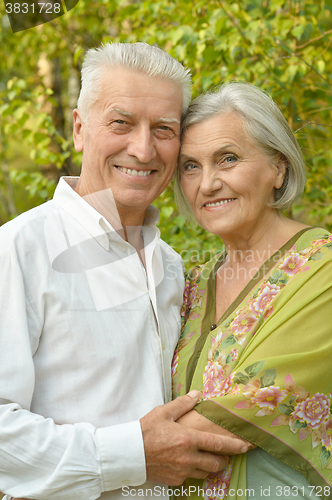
[1,0,332,268]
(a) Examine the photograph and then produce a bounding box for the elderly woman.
[172,83,332,499]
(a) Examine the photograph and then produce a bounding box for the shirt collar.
[53,177,160,250]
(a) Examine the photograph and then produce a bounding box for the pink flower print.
[230,309,257,335]
[321,419,332,451]
[264,305,274,319]
[202,464,232,500]
[203,361,234,400]
[243,379,261,399]
[171,352,179,377]
[279,253,307,277]
[181,282,198,317]
[250,283,280,315]
[312,239,329,247]
[292,393,330,429]
[251,386,288,410]
[190,265,204,283]
[293,386,310,403]
[230,348,238,361]
[229,384,241,395]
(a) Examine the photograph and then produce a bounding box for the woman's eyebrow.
[178,153,195,162]
[179,144,239,160]
[212,144,240,157]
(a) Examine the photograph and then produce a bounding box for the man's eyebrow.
[158,117,180,125]
[107,107,136,118]
[107,108,180,125]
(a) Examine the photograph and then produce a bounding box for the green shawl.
[172,228,332,500]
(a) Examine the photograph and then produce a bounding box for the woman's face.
[179,112,286,240]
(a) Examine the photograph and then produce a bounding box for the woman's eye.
[219,154,238,165]
[183,163,197,172]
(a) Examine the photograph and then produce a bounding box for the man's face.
[73,67,183,225]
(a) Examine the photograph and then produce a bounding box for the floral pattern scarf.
[172,228,332,500]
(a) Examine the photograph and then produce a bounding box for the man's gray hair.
[175,82,306,219]
[77,42,192,121]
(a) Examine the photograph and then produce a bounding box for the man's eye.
[110,120,131,133]
[155,126,176,139]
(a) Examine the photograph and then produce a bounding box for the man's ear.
[274,153,287,189]
[73,109,84,152]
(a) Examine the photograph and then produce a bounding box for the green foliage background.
[1,0,332,267]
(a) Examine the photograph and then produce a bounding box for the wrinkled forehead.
[94,67,183,112]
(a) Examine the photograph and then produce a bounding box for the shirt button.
[162,342,165,350]
[102,235,107,244]
[122,480,130,485]
[120,246,127,253]
[210,324,217,331]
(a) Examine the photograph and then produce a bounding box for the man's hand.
[140,390,249,486]
[177,408,256,449]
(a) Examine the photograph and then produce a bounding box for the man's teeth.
[117,166,152,177]
[205,199,235,207]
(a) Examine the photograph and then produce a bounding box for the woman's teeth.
[205,199,235,207]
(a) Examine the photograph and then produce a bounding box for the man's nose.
[127,126,157,163]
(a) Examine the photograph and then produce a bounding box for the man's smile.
[115,165,155,177]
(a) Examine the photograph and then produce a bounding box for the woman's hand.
[177,409,256,452]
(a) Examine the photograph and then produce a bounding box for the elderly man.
[0,43,247,500]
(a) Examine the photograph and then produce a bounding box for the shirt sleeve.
[0,251,146,499]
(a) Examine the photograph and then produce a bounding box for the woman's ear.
[274,153,288,189]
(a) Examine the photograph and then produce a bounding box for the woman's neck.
[221,213,309,269]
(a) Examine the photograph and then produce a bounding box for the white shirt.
[0,177,184,500]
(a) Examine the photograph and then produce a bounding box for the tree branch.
[296,29,332,50]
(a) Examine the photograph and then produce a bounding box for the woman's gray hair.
[175,82,305,218]
[77,42,192,121]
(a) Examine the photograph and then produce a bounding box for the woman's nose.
[199,166,223,195]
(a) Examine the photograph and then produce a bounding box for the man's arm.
[0,246,248,497]
[1,392,248,500]
[140,391,249,486]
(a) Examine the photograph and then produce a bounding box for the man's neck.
[76,187,147,266]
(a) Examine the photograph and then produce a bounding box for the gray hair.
[175,82,306,219]
[77,42,192,121]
